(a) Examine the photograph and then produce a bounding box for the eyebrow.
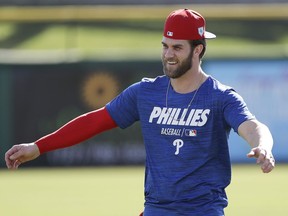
[161,41,184,48]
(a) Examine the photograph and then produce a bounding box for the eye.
[162,43,168,49]
[174,46,182,51]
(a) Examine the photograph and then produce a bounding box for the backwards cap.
[163,9,216,40]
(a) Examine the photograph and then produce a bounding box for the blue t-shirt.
[106,75,254,215]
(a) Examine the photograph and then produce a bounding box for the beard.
[162,51,193,79]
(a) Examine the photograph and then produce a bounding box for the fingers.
[261,153,275,173]
[13,159,23,169]
[5,145,25,169]
[246,148,266,161]
[256,149,267,164]
[5,145,20,169]
[246,150,256,158]
[5,143,40,170]
[247,147,275,173]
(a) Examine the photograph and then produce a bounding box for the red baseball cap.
[163,9,216,40]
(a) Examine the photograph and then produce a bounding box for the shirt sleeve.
[106,82,140,129]
[35,107,117,154]
[222,89,255,133]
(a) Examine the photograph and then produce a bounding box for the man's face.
[161,37,193,79]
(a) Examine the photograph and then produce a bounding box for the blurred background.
[0,0,287,167]
[0,1,287,216]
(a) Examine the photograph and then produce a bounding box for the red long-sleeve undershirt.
[35,107,117,154]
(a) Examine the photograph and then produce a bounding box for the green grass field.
[0,164,288,216]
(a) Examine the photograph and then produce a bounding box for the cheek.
[161,51,166,61]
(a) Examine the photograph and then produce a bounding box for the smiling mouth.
[167,60,177,65]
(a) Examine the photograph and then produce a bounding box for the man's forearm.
[239,119,273,152]
[36,107,117,154]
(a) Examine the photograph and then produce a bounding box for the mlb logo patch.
[185,129,197,137]
[198,27,204,37]
[167,31,173,36]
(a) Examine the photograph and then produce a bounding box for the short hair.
[189,39,206,59]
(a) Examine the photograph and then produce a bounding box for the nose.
[163,47,175,59]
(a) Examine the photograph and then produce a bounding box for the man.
[5,9,275,215]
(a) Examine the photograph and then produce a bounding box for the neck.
[170,67,207,93]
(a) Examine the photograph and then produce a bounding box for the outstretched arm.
[5,107,117,169]
[238,119,275,173]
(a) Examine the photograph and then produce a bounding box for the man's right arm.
[5,107,117,169]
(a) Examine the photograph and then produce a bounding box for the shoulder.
[206,76,245,103]
[141,75,168,84]
[122,75,167,97]
[208,76,234,93]
[139,75,168,89]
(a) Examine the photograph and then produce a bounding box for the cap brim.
[205,31,216,39]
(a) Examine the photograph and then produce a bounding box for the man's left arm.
[238,119,275,173]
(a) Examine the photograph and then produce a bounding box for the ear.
[193,44,204,56]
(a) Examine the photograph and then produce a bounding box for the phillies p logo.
[173,139,184,155]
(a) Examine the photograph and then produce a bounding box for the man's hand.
[5,143,40,169]
[247,147,275,173]
[238,120,275,173]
